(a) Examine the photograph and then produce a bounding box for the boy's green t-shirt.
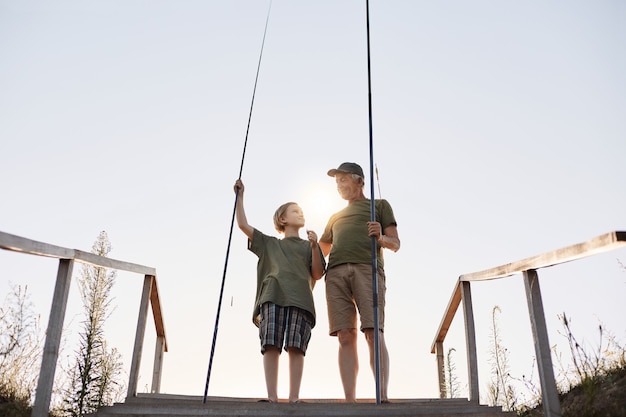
[248,228,324,327]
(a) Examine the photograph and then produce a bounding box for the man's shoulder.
[375,198,395,209]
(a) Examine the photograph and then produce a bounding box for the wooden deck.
[91,393,516,417]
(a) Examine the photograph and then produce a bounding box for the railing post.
[127,275,153,398]
[461,281,480,403]
[151,336,165,393]
[435,341,445,398]
[523,269,562,417]
[32,259,74,417]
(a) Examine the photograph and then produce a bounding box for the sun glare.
[297,181,344,233]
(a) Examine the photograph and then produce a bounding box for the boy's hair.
[273,202,297,233]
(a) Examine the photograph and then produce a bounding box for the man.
[319,162,400,403]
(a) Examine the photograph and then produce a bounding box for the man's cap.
[327,162,364,178]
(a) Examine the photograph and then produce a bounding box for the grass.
[520,365,626,417]
[0,387,32,417]
[503,311,626,417]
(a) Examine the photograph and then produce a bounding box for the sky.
[1,0,625,404]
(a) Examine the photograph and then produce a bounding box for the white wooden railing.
[0,231,167,417]
[4,229,625,417]
[431,230,626,417]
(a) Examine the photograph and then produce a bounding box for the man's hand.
[367,221,382,239]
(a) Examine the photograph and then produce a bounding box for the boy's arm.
[308,231,325,280]
[234,180,254,240]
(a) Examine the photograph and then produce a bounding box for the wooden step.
[90,393,516,417]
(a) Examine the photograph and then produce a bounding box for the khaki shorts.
[325,263,386,335]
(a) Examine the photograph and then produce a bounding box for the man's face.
[335,172,362,201]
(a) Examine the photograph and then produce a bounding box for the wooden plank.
[0,231,157,275]
[524,270,561,417]
[461,231,626,282]
[430,280,461,353]
[461,282,479,403]
[32,259,75,417]
[0,230,74,259]
[152,336,166,394]
[434,342,445,398]
[149,276,168,351]
[104,394,515,415]
[127,275,153,398]
[74,250,156,275]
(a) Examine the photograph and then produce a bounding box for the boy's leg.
[259,303,286,402]
[263,347,280,402]
[287,348,304,403]
[283,307,313,403]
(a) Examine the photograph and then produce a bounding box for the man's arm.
[378,224,400,252]
[319,240,332,258]
[311,245,325,280]
[368,222,400,252]
[307,230,325,280]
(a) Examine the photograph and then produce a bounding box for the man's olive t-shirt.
[320,199,397,269]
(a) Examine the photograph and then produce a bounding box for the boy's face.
[282,204,305,228]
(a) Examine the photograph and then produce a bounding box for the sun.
[297,181,344,233]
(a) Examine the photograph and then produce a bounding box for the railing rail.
[431,230,626,417]
[0,231,167,417]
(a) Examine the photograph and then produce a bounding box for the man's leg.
[337,328,359,402]
[263,347,280,402]
[365,329,390,402]
[287,348,305,403]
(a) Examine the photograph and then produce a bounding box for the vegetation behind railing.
[0,231,167,417]
[431,231,626,417]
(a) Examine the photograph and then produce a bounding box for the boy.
[234,179,325,403]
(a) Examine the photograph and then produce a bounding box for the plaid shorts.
[259,302,313,355]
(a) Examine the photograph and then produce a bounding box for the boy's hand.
[306,230,318,247]
[234,179,245,194]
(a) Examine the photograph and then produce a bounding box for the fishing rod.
[376,163,382,199]
[365,0,382,405]
[203,0,273,403]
